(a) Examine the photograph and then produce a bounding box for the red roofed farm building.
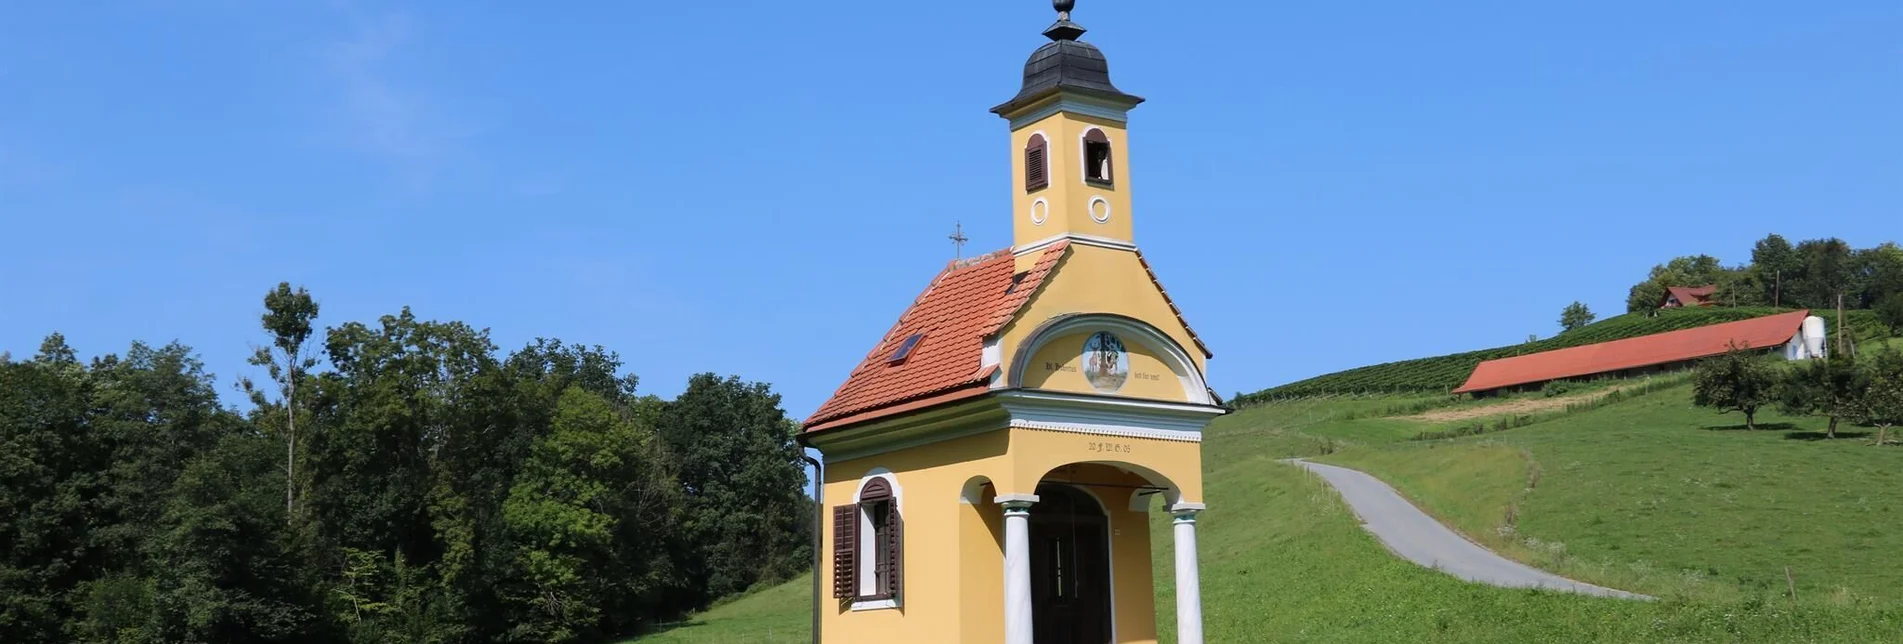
[1660,285,1718,308]
[1453,310,1828,395]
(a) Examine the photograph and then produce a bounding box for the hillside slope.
[1237,307,1888,402]
[626,386,1903,642]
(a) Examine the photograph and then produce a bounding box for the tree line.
[0,284,812,643]
[1625,234,1903,320]
[1693,346,1903,443]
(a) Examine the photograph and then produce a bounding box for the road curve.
[1287,459,1649,600]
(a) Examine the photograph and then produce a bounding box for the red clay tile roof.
[1452,310,1810,394]
[1662,285,1719,307]
[803,242,1070,431]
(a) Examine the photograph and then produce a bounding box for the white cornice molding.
[1015,232,1138,257]
[997,389,1222,435]
[1010,419,1201,443]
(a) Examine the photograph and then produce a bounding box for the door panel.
[1029,485,1112,644]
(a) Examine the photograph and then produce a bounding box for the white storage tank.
[1787,315,1828,360]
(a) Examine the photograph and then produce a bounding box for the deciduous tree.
[1854,349,1903,446]
[656,374,811,600]
[1875,294,1903,336]
[1778,354,1866,438]
[1794,238,1854,309]
[1559,301,1596,333]
[1753,234,1799,306]
[238,283,321,519]
[1693,344,1779,429]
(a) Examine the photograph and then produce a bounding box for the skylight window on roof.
[1005,271,1030,294]
[888,333,924,365]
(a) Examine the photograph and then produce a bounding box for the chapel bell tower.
[992,0,1146,272]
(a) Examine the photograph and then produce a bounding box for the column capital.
[997,493,1041,512]
[1169,501,1205,522]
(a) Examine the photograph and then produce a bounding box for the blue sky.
[2,1,1898,418]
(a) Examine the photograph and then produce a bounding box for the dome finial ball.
[1055,0,1075,15]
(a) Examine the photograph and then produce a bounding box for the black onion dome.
[991,4,1144,116]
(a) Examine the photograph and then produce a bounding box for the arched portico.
[985,456,1205,644]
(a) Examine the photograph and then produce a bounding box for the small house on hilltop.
[1660,285,1718,308]
[1453,310,1828,396]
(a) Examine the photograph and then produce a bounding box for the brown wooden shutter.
[832,504,858,598]
[1025,134,1049,192]
[886,505,904,598]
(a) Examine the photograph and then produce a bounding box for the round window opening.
[1082,331,1129,393]
[1030,199,1049,226]
[1088,197,1111,223]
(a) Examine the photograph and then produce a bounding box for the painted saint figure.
[1083,331,1129,393]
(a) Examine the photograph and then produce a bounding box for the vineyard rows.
[1236,307,1887,405]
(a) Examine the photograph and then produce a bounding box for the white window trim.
[850,598,899,612]
[850,469,904,611]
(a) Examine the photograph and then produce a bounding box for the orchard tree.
[1693,344,1778,429]
[1778,354,1866,438]
[1854,349,1903,446]
[1559,302,1596,333]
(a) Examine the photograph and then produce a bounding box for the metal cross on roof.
[949,221,969,260]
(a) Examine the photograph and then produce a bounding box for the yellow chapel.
[799,3,1221,642]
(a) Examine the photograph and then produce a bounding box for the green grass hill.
[1235,307,1890,403]
[624,363,1903,642]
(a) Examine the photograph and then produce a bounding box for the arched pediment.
[1007,313,1213,405]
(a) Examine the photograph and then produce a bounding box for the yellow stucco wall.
[1003,244,1207,385]
[817,427,1202,643]
[1010,110,1135,256]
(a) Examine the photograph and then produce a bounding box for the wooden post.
[1785,566,1798,605]
[1837,293,1847,357]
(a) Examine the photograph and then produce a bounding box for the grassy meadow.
[626,372,1903,642]
[617,575,814,643]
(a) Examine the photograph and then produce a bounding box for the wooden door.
[1029,485,1112,644]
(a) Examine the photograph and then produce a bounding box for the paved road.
[1287,459,1649,600]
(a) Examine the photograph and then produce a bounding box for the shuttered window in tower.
[1025,134,1049,192]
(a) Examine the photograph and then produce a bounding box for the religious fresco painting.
[1084,331,1128,393]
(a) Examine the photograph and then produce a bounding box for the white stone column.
[998,494,1039,644]
[1172,503,1207,644]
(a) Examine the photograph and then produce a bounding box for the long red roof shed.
[1452,310,1811,394]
